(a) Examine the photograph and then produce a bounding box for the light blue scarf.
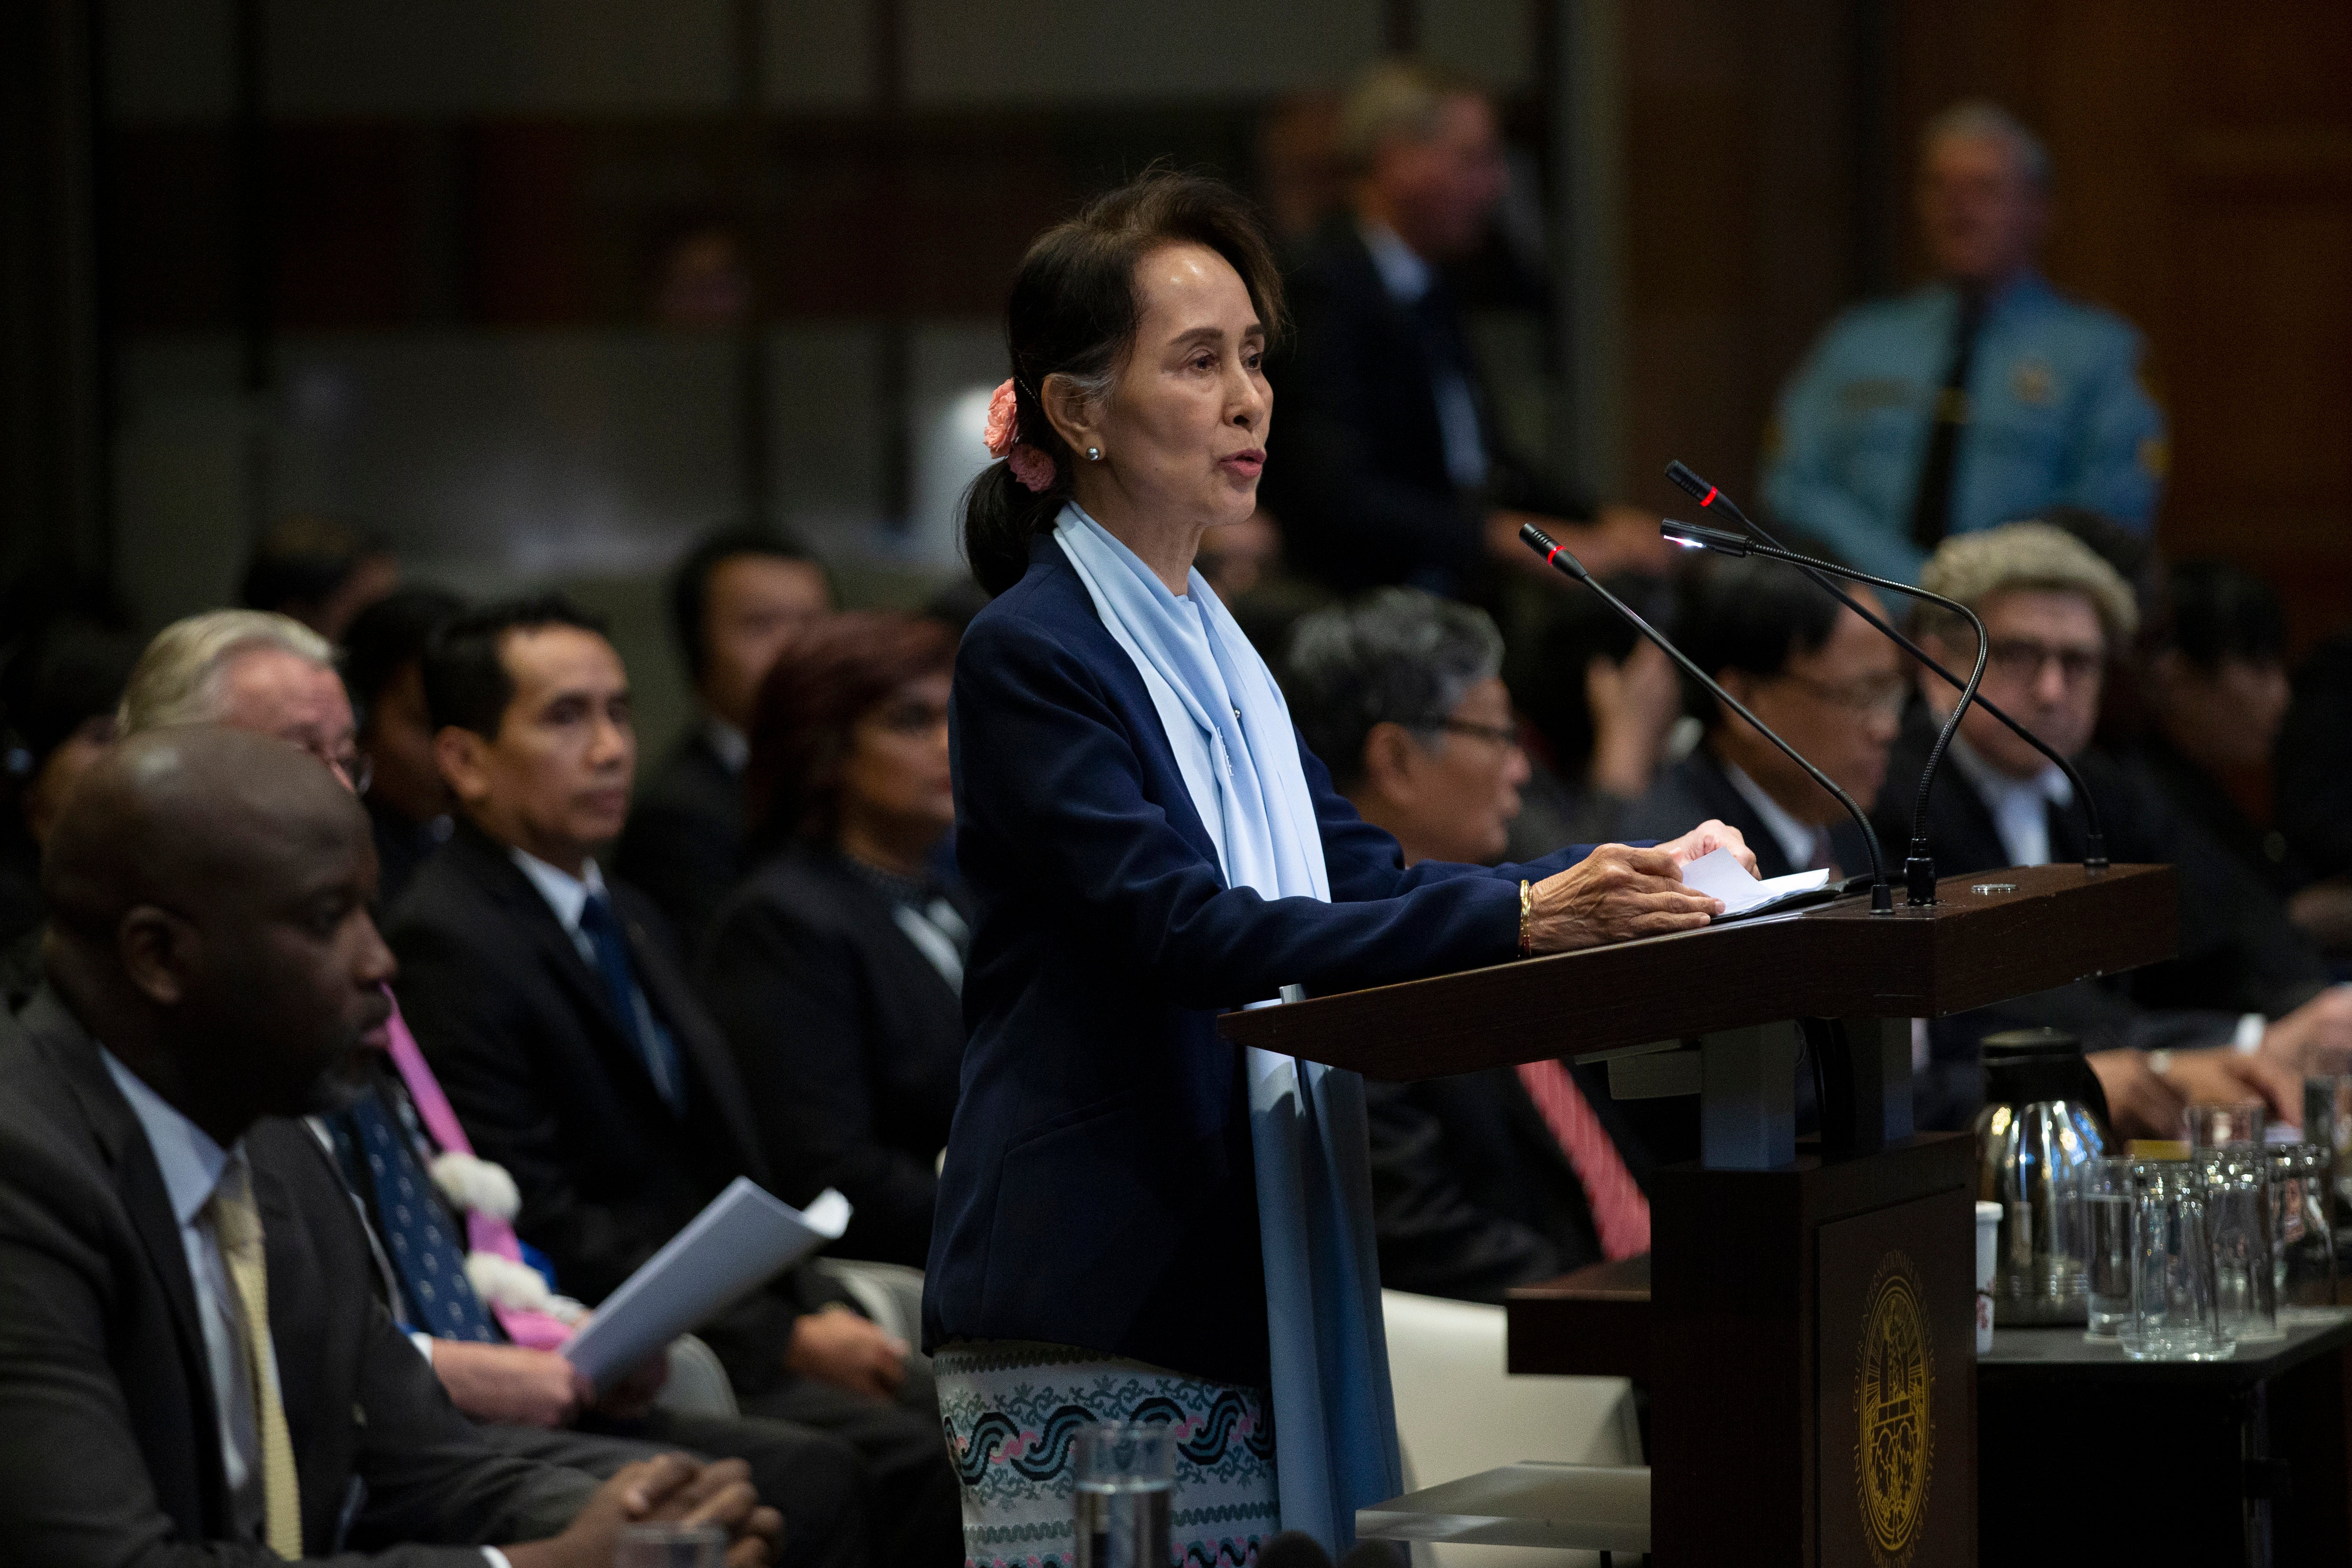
[1054,503,1402,1553]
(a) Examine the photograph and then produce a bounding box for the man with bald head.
[0,727,779,1565]
[113,610,868,1568]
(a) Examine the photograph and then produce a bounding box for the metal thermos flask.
[1972,1026,2112,1325]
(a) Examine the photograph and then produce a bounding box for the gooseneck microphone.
[1521,522,1894,915]
[1662,519,1989,906]
[1663,459,2110,874]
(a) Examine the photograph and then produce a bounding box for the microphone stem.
[1690,487,2108,870]
[1531,533,1894,914]
[1731,541,1990,907]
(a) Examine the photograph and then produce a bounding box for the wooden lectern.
[1219,862,2178,1568]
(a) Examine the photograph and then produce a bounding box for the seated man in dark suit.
[108,606,866,1568]
[1620,551,1900,880]
[1260,58,1663,603]
[389,596,957,1563]
[0,723,777,1565]
[1883,523,2351,1133]
[1285,590,1655,1299]
[617,529,832,952]
[2135,560,2352,955]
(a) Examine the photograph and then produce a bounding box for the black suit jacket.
[0,988,594,1564]
[1620,746,1872,882]
[1364,1062,1653,1303]
[1871,707,2333,1123]
[1260,216,1592,598]
[2278,633,2352,881]
[616,730,747,956]
[2131,734,2313,902]
[386,818,835,1397]
[697,844,969,1268]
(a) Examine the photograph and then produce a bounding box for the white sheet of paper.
[560,1178,850,1388]
[1678,845,1831,916]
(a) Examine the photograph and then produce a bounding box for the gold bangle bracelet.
[1519,879,1534,959]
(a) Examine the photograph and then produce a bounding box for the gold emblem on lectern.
[1854,1251,1935,1566]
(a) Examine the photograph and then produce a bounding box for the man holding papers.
[0,726,780,1566]
[387,598,959,1565]
[113,601,869,1567]
[1623,550,1901,880]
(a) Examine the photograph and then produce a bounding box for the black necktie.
[577,891,688,1115]
[1908,291,1987,553]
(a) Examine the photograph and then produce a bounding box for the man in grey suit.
[0,724,780,1565]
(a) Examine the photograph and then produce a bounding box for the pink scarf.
[381,995,574,1350]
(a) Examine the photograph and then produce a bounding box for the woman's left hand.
[1657,818,1757,878]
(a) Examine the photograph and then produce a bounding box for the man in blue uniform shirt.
[1762,101,2165,583]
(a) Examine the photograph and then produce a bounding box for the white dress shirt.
[1944,734,2073,869]
[101,1050,268,1540]
[1359,220,1490,492]
[510,848,607,967]
[704,716,749,775]
[1721,759,1834,874]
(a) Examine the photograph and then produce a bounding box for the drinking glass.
[2120,1160,2235,1362]
[615,1524,725,1568]
[2202,1148,2280,1343]
[2271,1142,2339,1320]
[2305,1075,2352,1222]
[2078,1156,2135,1341]
[2184,1101,2265,1151]
[1073,1421,1173,1568]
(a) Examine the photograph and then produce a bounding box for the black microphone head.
[1516,522,1590,581]
[1665,459,1713,502]
[1260,1531,1337,1568]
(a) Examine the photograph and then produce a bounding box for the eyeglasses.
[1987,638,2105,686]
[1771,674,1911,717]
[328,747,374,796]
[1417,717,1522,750]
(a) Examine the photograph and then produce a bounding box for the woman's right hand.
[1524,843,1723,953]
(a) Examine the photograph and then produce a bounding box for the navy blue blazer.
[922,536,1592,1387]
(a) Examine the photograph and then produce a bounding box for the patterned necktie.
[1515,1059,1652,1261]
[206,1159,303,1558]
[1908,288,1988,552]
[576,891,687,1114]
[328,1092,500,1343]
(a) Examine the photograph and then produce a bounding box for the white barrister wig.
[429,1151,521,1222]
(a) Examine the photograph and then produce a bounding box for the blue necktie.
[576,890,688,1115]
[329,1094,499,1343]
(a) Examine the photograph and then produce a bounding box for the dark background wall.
[9,0,2350,714]
[1612,0,2352,654]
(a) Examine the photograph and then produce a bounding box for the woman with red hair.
[697,610,967,1270]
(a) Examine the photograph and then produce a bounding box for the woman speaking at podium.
[923,171,1752,1567]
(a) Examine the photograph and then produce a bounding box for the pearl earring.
[1086,446,1102,462]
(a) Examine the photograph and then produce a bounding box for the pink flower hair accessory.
[985,376,1058,493]
[1007,444,1057,493]
[983,378,1021,458]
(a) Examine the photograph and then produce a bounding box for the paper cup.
[1974,1200,2003,1354]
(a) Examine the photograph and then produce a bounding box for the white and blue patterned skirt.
[935,1339,1281,1568]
